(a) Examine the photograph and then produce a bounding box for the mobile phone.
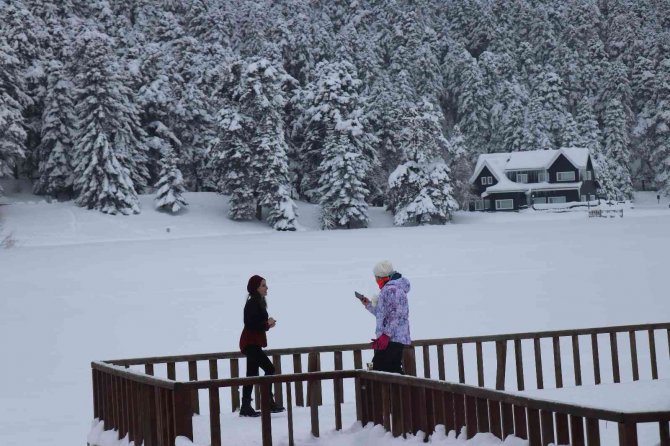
[354,291,365,301]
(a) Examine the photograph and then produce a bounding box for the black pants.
[242,345,275,400]
[372,341,405,374]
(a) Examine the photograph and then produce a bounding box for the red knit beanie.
[247,275,265,295]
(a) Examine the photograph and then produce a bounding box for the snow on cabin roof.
[469,153,510,183]
[560,147,590,169]
[470,147,591,184]
[505,150,557,170]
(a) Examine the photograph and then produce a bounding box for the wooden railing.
[92,322,670,445]
[104,322,670,411]
[91,361,358,446]
[91,362,670,446]
[358,372,670,446]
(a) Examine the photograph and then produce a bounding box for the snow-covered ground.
[1,181,669,446]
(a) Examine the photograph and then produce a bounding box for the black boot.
[270,395,285,413]
[239,397,260,417]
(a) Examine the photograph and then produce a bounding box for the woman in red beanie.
[238,275,285,417]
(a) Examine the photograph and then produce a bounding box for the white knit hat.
[373,260,394,278]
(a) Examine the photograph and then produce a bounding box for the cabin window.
[585,170,593,180]
[581,195,587,202]
[537,172,547,182]
[516,173,528,183]
[533,197,547,204]
[548,196,566,204]
[475,199,492,210]
[557,171,576,182]
[589,194,596,201]
[495,199,514,210]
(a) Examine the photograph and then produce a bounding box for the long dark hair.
[246,275,267,309]
[248,292,267,309]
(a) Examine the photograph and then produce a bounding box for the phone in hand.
[354,291,366,301]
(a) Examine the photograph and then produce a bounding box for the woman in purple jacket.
[359,260,411,374]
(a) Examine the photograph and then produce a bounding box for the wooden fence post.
[230,358,240,412]
[552,336,563,388]
[476,342,484,387]
[143,384,158,446]
[272,355,283,407]
[293,354,305,407]
[618,422,638,446]
[260,383,273,446]
[309,378,320,438]
[649,329,659,380]
[306,352,322,406]
[403,346,417,377]
[591,333,601,385]
[188,361,200,415]
[495,340,507,390]
[514,340,524,390]
[533,338,544,389]
[173,385,193,443]
[209,388,221,446]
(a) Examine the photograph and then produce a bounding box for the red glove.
[371,334,390,351]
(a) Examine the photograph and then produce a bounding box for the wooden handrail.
[410,322,670,346]
[176,370,358,389]
[103,321,670,366]
[90,363,670,425]
[359,371,670,424]
[91,361,175,389]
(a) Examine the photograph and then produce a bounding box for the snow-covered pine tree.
[280,2,334,85]
[482,52,508,151]
[528,5,557,65]
[454,51,490,153]
[381,6,441,98]
[575,96,602,152]
[561,113,581,148]
[154,147,187,213]
[238,58,297,230]
[255,113,298,231]
[137,70,180,185]
[0,0,45,178]
[492,80,529,152]
[33,60,76,198]
[214,57,298,230]
[445,0,495,57]
[70,28,141,215]
[168,35,220,191]
[638,58,670,194]
[446,125,474,208]
[387,99,457,225]
[294,60,376,207]
[214,104,256,220]
[333,9,381,86]
[602,98,633,200]
[525,69,569,149]
[212,96,258,220]
[0,36,26,189]
[598,60,633,122]
[365,69,420,204]
[318,129,370,229]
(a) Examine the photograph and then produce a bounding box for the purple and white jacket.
[365,277,412,345]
